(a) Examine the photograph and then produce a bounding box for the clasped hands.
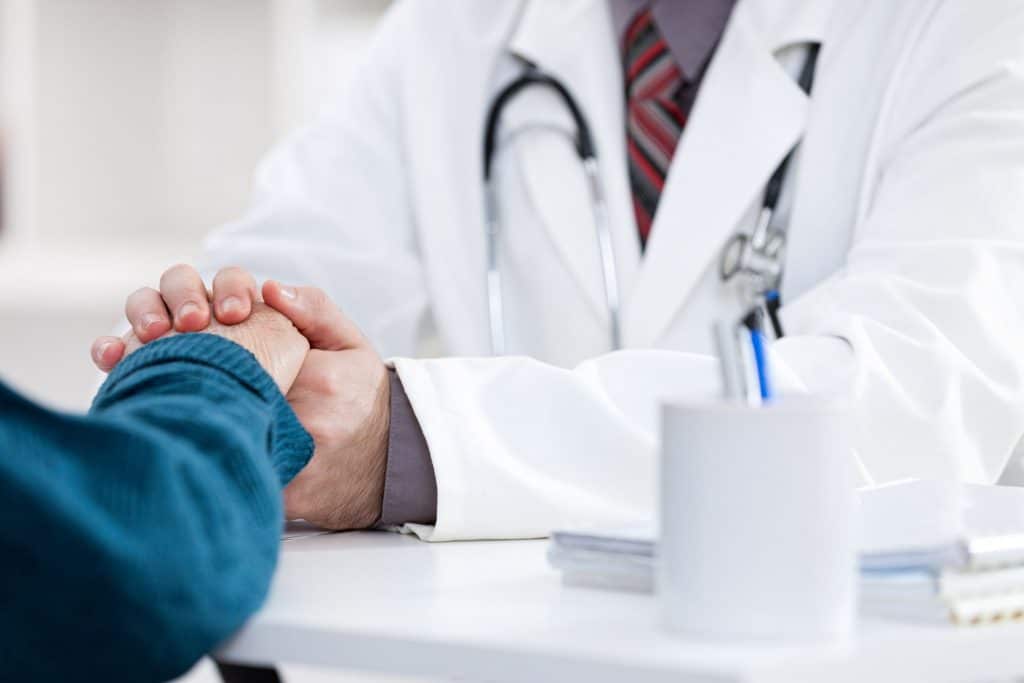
[92,265,390,531]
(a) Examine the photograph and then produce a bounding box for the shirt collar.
[609,0,737,80]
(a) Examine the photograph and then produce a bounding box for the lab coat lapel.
[624,0,814,348]
[504,0,640,324]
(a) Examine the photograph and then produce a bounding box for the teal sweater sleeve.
[0,334,313,682]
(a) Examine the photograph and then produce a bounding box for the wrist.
[362,372,390,526]
[340,368,390,529]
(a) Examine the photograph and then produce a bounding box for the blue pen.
[749,327,772,401]
[742,309,773,401]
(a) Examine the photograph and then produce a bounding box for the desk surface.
[218,532,1024,683]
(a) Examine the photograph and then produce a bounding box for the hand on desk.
[92,264,390,531]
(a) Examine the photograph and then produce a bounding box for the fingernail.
[139,313,164,331]
[219,296,243,314]
[279,285,297,300]
[178,301,200,319]
[94,341,112,362]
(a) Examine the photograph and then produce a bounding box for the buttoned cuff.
[376,369,437,527]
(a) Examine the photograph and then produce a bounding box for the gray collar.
[608,0,737,79]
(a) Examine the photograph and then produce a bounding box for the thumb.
[262,280,367,351]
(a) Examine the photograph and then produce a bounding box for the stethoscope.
[483,57,620,356]
[482,46,819,355]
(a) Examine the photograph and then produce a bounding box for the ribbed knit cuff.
[93,334,313,486]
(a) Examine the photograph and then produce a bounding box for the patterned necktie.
[623,8,686,250]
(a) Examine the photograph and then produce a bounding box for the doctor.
[96,0,1024,541]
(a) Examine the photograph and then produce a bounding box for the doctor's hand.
[260,280,390,530]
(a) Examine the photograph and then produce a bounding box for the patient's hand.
[93,269,309,394]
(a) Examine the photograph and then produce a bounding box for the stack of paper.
[548,480,1024,626]
[860,566,1024,625]
[549,524,656,593]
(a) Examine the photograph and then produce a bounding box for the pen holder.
[658,397,856,643]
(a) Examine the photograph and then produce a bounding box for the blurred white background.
[0,3,449,680]
[0,0,388,413]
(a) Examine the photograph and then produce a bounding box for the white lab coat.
[203,0,1024,541]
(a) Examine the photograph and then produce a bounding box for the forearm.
[0,335,312,681]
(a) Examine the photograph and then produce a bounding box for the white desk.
[218,532,1024,682]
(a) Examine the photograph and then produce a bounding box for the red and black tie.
[623,8,686,250]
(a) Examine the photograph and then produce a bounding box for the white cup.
[658,397,856,643]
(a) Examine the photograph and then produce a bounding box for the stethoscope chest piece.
[719,211,787,297]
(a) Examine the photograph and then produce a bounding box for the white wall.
[0,4,417,680]
[0,0,388,411]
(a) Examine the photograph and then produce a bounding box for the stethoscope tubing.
[483,63,620,355]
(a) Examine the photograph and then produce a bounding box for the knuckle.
[319,367,347,396]
[160,263,202,290]
[127,286,156,302]
[216,265,254,287]
[128,285,146,297]
[163,262,193,279]
[125,287,158,314]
